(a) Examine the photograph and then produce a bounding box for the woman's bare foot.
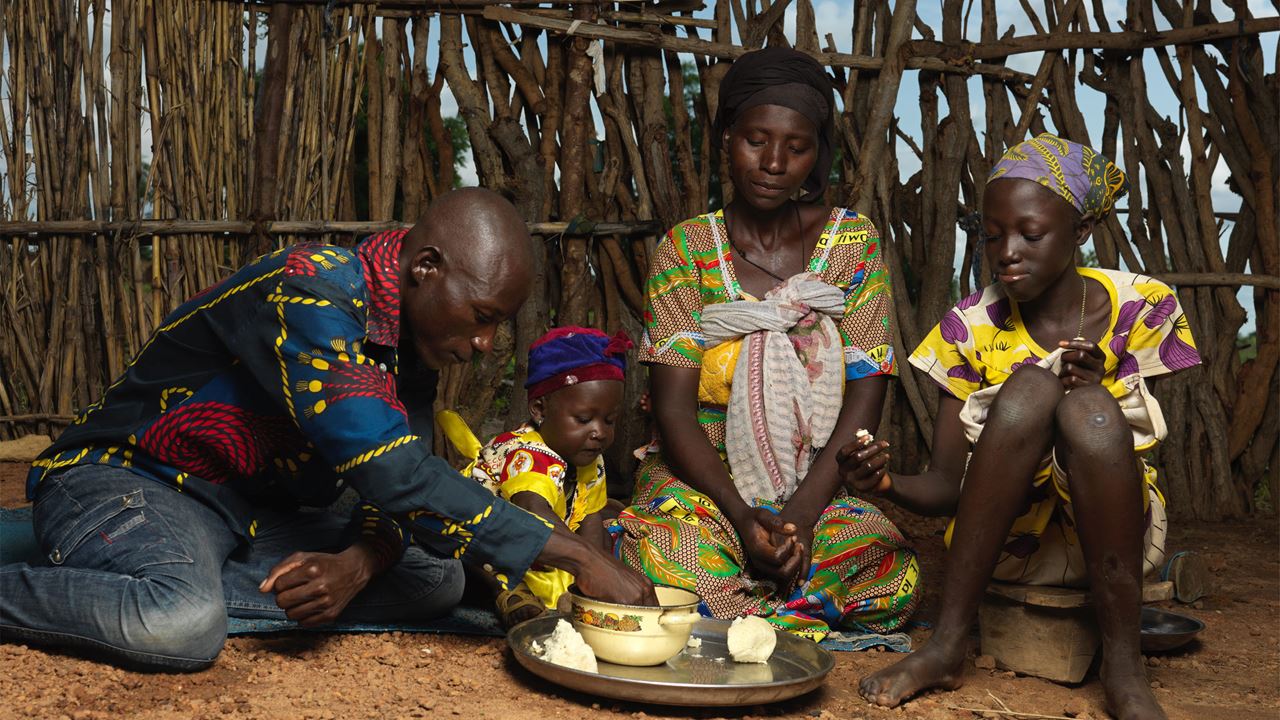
[1101,659,1168,720]
[858,644,966,708]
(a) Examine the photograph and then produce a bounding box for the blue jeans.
[0,464,464,671]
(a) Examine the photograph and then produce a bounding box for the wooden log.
[959,16,1280,59]
[249,2,294,254]
[1152,273,1280,291]
[402,17,432,218]
[558,9,600,337]
[1010,0,1084,141]
[481,5,1037,83]
[483,6,1275,74]
[851,0,916,210]
[0,414,77,424]
[439,14,506,189]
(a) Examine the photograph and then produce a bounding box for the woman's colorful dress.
[612,208,921,640]
[908,267,1201,586]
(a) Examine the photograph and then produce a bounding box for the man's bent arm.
[227,273,553,589]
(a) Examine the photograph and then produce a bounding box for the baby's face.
[531,380,624,467]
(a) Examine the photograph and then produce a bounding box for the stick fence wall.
[2,0,1276,519]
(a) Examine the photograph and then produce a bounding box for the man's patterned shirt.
[28,230,551,587]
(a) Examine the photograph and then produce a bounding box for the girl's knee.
[989,366,1063,425]
[1055,386,1127,443]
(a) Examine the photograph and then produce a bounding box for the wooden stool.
[978,581,1173,683]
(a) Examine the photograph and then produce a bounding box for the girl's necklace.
[1073,273,1087,341]
[726,202,802,285]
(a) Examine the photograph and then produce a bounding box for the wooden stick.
[960,16,1278,58]
[941,704,1075,720]
[1010,0,1084,141]
[483,6,1274,70]
[0,414,77,424]
[482,5,1036,82]
[851,0,916,210]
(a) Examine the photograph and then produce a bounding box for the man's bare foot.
[858,645,965,708]
[1101,660,1168,720]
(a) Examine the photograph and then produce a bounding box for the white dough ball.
[538,619,598,673]
[727,615,777,664]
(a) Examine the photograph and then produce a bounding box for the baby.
[439,326,631,626]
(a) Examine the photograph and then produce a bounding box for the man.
[0,188,655,671]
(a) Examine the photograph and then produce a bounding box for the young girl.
[844,134,1198,720]
[439,326,631,626]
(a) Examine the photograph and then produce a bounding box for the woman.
[612,47,919,640]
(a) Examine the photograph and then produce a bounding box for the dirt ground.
[1,461,1276,720]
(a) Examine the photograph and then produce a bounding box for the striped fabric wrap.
[701,272,846,504]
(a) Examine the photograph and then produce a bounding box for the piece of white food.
[535,619,598,673]
[686,636,702,648]
[727,615,777,664]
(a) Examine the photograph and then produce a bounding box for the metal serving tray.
[506,614,834,707]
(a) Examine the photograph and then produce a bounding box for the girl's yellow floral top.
[909,267,1200,414]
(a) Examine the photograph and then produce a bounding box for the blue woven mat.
[225,607,503,637]
[0,506,37,565]
[0,506,502,636]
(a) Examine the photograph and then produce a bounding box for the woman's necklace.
[726,202,802,285]
[1073,273,1087,341]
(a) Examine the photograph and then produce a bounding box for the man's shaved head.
[399,188,535,369]
[403,187,535,279]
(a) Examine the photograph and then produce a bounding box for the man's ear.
[408,245,443,284]
[1075,213,1097,246]
[529,396,547,425]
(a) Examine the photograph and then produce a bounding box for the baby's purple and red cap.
[525,326,633,401]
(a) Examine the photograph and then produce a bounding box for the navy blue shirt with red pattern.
[28,230,552,588]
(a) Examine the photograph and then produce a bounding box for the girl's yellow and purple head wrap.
[988,133,1129,219]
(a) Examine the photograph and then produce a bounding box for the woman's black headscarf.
[714,47,835,203]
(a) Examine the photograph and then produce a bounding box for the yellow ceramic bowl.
[567,585,702,666]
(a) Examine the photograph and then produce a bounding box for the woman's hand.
[773,514,815,591]
[734,507,805,586]
[775,501,824,590]
[837,439,892,495]
[1057,339,1105,389]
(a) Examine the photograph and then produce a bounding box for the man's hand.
[837,439,892,494]
[258,544,379,626]
[573,552,660,606]
[538,526,658,606]
[734,507,805,587]
[1057,338,1105,389]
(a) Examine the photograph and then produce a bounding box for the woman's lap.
[614,457,919,638]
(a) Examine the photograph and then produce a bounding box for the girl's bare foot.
[1101,660,1168,720]
[858,645,965,708]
